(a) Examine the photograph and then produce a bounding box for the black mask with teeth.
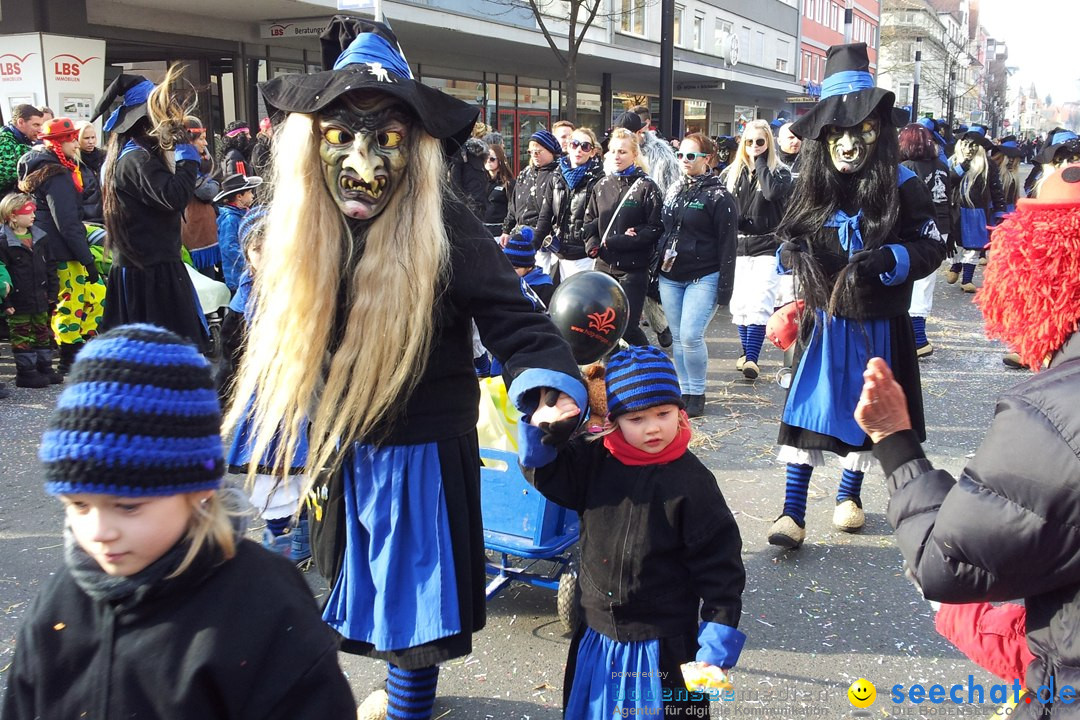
[318,93,414,221]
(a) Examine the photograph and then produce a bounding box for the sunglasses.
[486,156,498,162]
[744,138,767,147]
[570,140,594,152]
[676,152,706,161]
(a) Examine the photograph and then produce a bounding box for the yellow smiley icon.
[848,678,876,708]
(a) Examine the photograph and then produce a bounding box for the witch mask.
[319,93,413,221]
[825,117,878,174]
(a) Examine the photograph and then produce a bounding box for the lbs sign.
[0,53,35,81]
[50,54,100,81]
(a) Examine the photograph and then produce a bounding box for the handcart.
[480,446,580,632]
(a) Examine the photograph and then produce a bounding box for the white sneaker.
[833,499,865,533]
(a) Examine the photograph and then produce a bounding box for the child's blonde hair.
[0,192,33,225]
[172,491,238,577]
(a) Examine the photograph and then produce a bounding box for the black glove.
[778,240,803,269]
[84,263,100,285]
[848,248,897,281]
[537,388,578,447]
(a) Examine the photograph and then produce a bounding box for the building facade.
[797,0,880,116]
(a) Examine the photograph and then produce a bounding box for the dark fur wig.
[776,107,901,321]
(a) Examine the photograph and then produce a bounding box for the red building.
[798,0,881,111]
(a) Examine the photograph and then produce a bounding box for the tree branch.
[570,0,603,58]
[528,0,568,69]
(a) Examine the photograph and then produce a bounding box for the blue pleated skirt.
[321,441,462,652]
[566,627,664,719]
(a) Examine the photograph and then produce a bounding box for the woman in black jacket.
[583,127,663,346]
[899,123,953,357]
[92,68,207,351]
[551,127,604,281]
[657,133,738,417]
[722,119,792,380]
[499,129,561,274]
[16,117,105,374]
[855,170,1080,718]
[482,141,514,236]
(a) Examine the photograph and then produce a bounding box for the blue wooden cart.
[480,447,580,631]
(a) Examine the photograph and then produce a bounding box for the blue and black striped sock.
[836,469,864,505]
[266,517,290,536]
[745,325,766,363]
[387,664,439,720]
[911,316,928,346]
[962,263,976,284]
[782,463,813,526]
[950,262,961,273]
[737,324,748,354]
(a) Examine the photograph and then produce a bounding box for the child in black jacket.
[1,325,356,720]
[526,345,746,719]
[0,193,59,388]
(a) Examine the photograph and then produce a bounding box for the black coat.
[902,158,953,237]
[950,157,1006,239]
[79,160,103,224]
[110,143,199,267]
[482,176,513,228]
[657,173,738,302]
[16,148,94,267]
[728,155,793,257]
[450,138,490,218]
[876,333,1080,718]
[783,169,946,320]
[583,167,663,272]
[550,159,605,261]
[0,225,56,314]
[502,159,559,243]
[527,438,744,643]
[0,540,357,720]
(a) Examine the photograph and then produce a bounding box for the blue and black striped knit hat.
[39,324,224,497]
[503,227,535,268]
[605,345,684,418]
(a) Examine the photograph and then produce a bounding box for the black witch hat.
[957,125,994,150]
[790,43,905,141]
[91,74,156,134]
[1034,127,1080,165]
[992,135,1024,158]
[259,16,478,153]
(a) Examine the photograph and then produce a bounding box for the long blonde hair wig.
[951,141,988,208]
[225,108,450,487]
[724,119,779,194]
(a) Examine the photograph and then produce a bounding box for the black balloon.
[548,271,629,365]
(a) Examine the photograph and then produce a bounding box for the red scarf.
[603,416,692,466]
[50,145,83,193]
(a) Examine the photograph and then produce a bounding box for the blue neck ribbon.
[825,209,864,254]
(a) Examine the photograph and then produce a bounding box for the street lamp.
[912,36,922,120]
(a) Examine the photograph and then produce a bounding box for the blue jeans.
[659,272,719,395]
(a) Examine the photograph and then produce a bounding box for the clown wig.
[976,169,1080,370]
[226,107,450,488]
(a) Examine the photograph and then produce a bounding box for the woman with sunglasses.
[582,128,663,345]
[482,141,515,237]
[656,133,738,417]
[722,119,793,380]
[549,128,605,280]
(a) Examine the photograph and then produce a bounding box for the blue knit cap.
[530,129,562,156]
[605,345,684,418]
[40,324,224,497]
[503,227,535,268]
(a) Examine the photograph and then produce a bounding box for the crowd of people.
[2,22,1080,720]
